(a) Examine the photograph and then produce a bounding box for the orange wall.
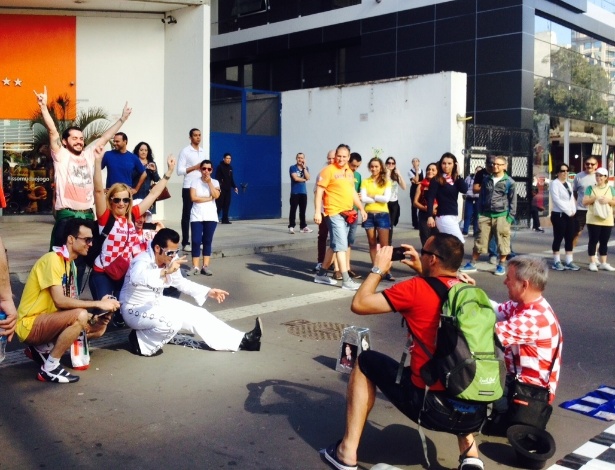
[0,15,76,120]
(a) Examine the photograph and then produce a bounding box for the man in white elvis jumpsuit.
[119,228,262,356]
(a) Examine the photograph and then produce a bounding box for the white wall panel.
[280,72,468,226]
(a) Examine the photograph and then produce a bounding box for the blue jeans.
[89,270,123,301]
[326,214,350,252]
[362,212,391,230]
[191,221,218,257]
[463,198,479,234]
[489,235,515,258]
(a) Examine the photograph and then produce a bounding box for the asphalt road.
[1,227,613,469]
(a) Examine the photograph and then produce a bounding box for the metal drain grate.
[282,320,349,341]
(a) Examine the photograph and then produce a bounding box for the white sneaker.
[341,279,361,291]
[599,263,615,271]
[288,227,295,234]
[589,262,598,272]
[314,274,337,285]
[300,226,313,233]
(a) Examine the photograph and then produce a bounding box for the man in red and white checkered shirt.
[493,256,562,402]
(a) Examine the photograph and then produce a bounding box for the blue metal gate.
[210,84,281,220]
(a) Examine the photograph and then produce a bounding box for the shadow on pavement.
[243,378,452,470]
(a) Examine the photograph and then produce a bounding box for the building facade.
[211,0,615,179]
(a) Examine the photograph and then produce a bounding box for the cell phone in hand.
[143,222,157,230]
[391,247,406,261]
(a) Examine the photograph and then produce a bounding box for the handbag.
[506,380,552,430]
[340,209,358,224]
[152,182,171,202]
[105,255,130,281]
[591,187,610,219]
[505,335,561,430]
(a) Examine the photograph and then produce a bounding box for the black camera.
[391,247,406,261]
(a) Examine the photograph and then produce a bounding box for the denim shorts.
[362,211,391,230]
[326,213,350,252]
[348,218,359,245]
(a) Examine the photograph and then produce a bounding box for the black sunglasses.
[111,197,131,204]
[201,167,213,171]
[421,248,444,260]
[75,236,94,245]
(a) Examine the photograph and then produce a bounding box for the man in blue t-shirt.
[102,132,146,193]
[288,152,312,234]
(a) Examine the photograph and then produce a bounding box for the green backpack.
[417,278,505,402]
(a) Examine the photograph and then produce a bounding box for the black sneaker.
[112,312,125,328]
[128,329,142,355]
[24,346,49,365]
[37,365,80,383]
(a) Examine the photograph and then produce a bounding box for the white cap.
[132,199,153,222]
[596,167,608,176]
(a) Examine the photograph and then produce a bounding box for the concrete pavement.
[1,215,613,469]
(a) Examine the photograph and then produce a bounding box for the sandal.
[321,440,357,470]
[458,442,483,470]
[458,457,484,470]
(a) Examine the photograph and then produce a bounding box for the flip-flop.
[320,440,358,470]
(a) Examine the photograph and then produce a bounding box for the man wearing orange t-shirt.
[313,144,366,290]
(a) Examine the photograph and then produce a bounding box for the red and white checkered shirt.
[93,207,142,271]
[494,296,562,401]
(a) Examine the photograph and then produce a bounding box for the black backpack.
[84,215,115,268]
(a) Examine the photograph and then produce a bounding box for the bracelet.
[119,117,125,123]
[163,174,171,180]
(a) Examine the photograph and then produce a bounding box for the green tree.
[534,47,612,124]
[30,94,111,149]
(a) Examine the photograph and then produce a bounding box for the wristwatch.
[370,266,384,279]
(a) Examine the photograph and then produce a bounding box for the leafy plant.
[30,94,111,149]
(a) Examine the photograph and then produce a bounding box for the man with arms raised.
[34,86,132,250]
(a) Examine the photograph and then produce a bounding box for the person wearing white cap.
[582,166,615,271]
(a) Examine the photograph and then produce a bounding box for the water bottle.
[0,311,7,364]
[70,329,90,370]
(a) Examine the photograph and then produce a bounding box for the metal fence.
[464,125,534,228]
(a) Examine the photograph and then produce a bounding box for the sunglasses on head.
[111,197,131,204]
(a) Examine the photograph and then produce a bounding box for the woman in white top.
[384,156,407,243]
[549,163,578,271]
[189,159,220,276]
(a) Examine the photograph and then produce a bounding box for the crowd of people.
[3,100,610,468]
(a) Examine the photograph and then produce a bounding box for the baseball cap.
[132,199,153,222]
[596,167,608,176]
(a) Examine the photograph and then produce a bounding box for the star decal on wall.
[14,78,22,86]
[2,78,10,86]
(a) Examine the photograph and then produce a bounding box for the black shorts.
[358,349,425,423]
[358,350,487,435]
[575,210,587,233]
